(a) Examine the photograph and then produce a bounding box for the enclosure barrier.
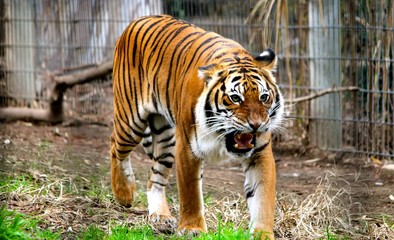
[0,0,392,159]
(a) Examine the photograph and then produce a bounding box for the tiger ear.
[198,64,219,83]
[254,48,277,71]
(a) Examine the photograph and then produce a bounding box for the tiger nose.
[249,120,262,131]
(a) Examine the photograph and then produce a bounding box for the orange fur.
[110,15,283,238]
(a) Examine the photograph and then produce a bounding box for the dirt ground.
[1,121,394,236]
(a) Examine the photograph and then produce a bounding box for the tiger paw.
[111,172,136,207]
[111,158,137,207]
[177,226,205,237]
[149,213,177,234]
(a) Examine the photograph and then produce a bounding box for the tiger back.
[110,15,283,239]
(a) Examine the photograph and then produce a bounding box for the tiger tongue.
[234,133,254,149]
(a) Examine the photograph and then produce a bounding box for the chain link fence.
[0,0,393,159]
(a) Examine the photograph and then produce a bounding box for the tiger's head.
[195,48,284,159]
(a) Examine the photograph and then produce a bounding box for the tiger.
[110,15,284,239]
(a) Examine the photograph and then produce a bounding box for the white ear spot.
[255,48,276,71]
[259,50,271,57]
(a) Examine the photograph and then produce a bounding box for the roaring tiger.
[110,15,284,239]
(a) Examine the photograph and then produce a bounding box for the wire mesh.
[0,0,392,159]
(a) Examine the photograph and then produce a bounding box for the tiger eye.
[229,94,242,103]
[260,93,270,103]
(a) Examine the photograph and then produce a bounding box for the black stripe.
[204,41,238,62]
[183,35,221,73]
[149,20,179,68]
[151,91,158,111]
[270,104,280,118]
[150,180,167,187]
[129,73,145,129]
[157,135,174,143]
[151,167,165,176]
[131,125,150,138]
[232,82,241,91]
[231,76,242,82]
[243,161,256,175]
[155,153,174,161]
[213,52,228,60]
[250,75,261,81]
[182,124,192,148]
[115,108,147,140]
[151,21,183,106]
[114,116,136,144]
[142,141,152,148]
[124,38,146,130]
[158,160,173,169]
[115,98,144,135]
[204,90,214,120]
[163,142,176,149]
[131,18,153,68]
[252,139,270,155]
[119,35,134,125]
[245,181,260,199]
[150,124,172,135]
[242,140,271,173]
[177,34,219,105]
[193,39,228,67]
[165,31,202,123]
[214,90,227,114]
[141,19,166,54]
[116,148,132,156]
[269,90,281,118]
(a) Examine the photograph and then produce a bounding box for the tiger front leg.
[147,185,177,233]
[243,141,276,240]
[175,138,207,236]
[110,132,137,207]
[145,120,177,233]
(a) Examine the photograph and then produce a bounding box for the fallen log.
[0,60,113,123]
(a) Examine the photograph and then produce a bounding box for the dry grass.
[275,172,394,239]
[275,172,354,239]
[1,172,393,239]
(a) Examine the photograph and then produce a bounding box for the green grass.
[382,214,394,229]
[0,174,252,239]
[0,175,38,194]
[98,222,253,240]
[323,226,350,240]
[0,207,253,240]
[0,205,61,240]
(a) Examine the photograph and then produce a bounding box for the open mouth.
[225,132,256,154]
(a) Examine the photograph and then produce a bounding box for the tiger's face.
[195,49,283,159]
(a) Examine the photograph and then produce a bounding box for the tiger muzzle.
[225,132,256,154]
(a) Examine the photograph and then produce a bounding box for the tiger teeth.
[233,143,255,149]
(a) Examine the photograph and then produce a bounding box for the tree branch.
[285,86,360,104]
